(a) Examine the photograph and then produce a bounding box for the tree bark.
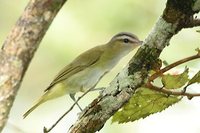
[0,0,67,131]
[69,0,200,133]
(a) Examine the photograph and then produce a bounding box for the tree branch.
[0,0,67,131]
[69,0,200,133]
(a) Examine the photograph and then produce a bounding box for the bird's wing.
[44,45,105,91]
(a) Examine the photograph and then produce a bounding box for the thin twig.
[185,18,200,28]
[146,82,200,100]
[149,53,200,81]
[147,52,200,99]
[43,87,94,133]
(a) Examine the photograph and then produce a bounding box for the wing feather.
[44,45,105,91]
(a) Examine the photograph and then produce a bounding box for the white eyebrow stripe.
[115,35,139,43]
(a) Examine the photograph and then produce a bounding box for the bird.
[23,32,142,118]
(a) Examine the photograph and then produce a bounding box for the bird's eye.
[123,38,129,43]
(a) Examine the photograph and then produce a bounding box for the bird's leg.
[69,93,83,111]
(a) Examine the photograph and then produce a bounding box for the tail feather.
[23,98,44,119]
[23,83,66,118]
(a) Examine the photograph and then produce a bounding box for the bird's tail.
[23,96,45,119]
[23,83,67,118]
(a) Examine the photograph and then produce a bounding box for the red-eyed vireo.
[23,32,142,118]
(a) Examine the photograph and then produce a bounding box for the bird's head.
[110,32,142,48]
[107,32,143,55]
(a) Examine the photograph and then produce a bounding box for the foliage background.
[0,0,199,133]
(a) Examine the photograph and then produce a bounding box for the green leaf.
[187,70,200,86]
[161,68,189,89]
[112,88,181,124]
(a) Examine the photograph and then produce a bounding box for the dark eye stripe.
[123,38,129,43]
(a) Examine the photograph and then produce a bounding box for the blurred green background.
[1,0,200,133]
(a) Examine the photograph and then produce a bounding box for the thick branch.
[0,0,67,131]
[69,0,200,133]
